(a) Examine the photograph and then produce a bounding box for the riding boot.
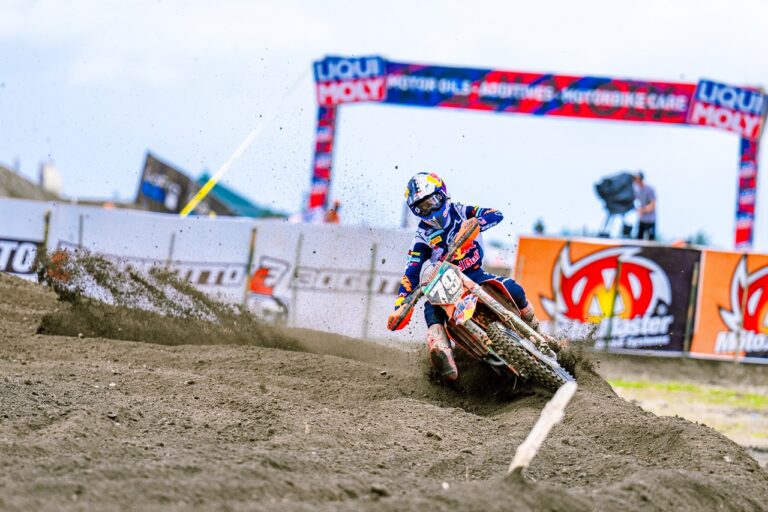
[426,324,458,381]
[519,303,541,333]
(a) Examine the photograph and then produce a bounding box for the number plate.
[425,265,463,305]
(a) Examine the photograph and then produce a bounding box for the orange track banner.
[690,250,768,362]
[515,236,700,353]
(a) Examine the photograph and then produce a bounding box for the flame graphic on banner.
[720,257,768,334]
[542,246,671,323]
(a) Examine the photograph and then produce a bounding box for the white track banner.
[0,198,427,341]
[0,198,54,278]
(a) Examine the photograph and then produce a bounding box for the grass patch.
[609,379,768,410]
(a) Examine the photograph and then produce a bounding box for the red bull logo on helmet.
[541,246,674,347]
[715,257,768,354]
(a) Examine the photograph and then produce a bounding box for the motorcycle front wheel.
[487,322,574,392]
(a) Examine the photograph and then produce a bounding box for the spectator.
[634,172,656,240]
[533,218,545,235]
[324,199,341,224]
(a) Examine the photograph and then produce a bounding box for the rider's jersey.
[395,202,503,306]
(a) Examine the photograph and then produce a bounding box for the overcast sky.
[1,0,767,250]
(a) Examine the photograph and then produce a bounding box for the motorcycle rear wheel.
[487,322,573,392]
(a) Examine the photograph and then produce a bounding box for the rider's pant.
[423,267,529,327]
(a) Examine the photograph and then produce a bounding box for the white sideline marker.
[506,381,578,475]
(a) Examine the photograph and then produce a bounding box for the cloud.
[0,0,331,85]
[4,0,767,87]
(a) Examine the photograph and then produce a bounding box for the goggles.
[410,192,445,217]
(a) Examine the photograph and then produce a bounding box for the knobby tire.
[487,322,573,392]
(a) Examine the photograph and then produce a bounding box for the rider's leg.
[424,303,458,381]
[463,268,543,333]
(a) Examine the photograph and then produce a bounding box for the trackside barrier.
[2,198,767,361]
[689,250,768,363]
[0,198,425,342]
[515,236,768,364]
[0,198,54,276]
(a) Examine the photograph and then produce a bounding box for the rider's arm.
[394,239,432,308]
[465,205,503,231]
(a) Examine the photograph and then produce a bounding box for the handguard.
[387,289,423,331]
[387,304,414,331]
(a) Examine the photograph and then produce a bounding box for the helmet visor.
[410,192,445,217]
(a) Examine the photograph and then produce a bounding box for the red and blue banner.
[307,56,765,247]
[384,62,695,124]
[736,138,760,249]
[307,106,337,211]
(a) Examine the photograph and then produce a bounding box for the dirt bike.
[387,218,575,392]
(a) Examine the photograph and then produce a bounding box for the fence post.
[77,214,84,249]
[362,242,378,339]
[604,257,623,352]
[734,254,750,365]
[242,227,258,305]
[547,241,567,341]
[41,210,51,249]
[32,209,53,275]
[289,233,304,328]
[167,232,176,266]
[682,259,700,354]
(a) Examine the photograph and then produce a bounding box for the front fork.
[459,274,551,351]
[453,319,521,376]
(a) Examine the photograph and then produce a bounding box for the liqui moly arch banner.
[514,236,700,354]
[307,55,766,249]
[687,80,765,141]
[314,56,387,106]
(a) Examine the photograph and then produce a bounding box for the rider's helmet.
[405,172,451,228]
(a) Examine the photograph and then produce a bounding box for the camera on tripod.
[595,172,636,238]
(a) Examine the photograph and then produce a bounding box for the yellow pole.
[179,128,261,217]
[178,68,309,218]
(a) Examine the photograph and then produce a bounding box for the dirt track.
[595,352,768,468]
[1,273,767,511]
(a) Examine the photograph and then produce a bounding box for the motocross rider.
[388,172,543,381]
